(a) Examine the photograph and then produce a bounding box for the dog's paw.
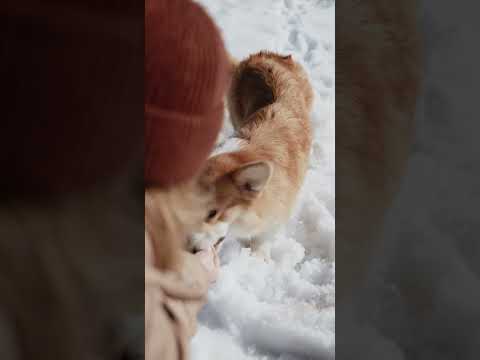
[252,250,272,263]
[251,240,272,262]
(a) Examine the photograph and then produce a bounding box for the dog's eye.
[244,182,254,192]
[206,209,218,221]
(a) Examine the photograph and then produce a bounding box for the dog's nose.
[191,246,200,254]
[186,235,200,254]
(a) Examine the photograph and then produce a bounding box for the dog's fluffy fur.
[188,51,314,257]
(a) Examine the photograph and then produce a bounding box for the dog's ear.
[231,161,273,197]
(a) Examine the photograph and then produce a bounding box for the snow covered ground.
[191,0,335,359]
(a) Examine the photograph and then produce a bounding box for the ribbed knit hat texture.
[145,0,230,188]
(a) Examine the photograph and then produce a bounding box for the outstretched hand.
[195,246,220,283]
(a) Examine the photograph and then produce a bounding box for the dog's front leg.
[250,236,273,262]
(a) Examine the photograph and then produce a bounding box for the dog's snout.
[186,235,199,253]
[192,247,200,254]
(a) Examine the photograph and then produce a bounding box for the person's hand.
[195,246,220,283]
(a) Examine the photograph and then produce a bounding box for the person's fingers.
[207,246,219,281]
[213,247,220,268]
[208,246,217,266]
[194,246,221,283]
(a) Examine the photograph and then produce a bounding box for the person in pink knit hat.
[145,0,231,359]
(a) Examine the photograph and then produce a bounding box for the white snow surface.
[191,1,335,359]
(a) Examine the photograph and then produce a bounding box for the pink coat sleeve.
[145,233,209,360]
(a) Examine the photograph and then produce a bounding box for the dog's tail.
[227,51,285,130]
